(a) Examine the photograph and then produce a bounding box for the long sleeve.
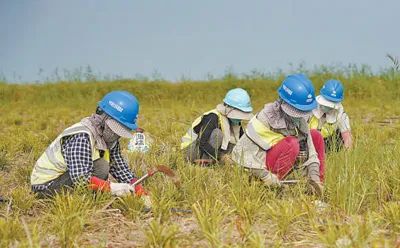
[302,130,321,183]
[338,112,351,133]
[341,131,353,149]
[62,133,94,185]
[109,142,136,183]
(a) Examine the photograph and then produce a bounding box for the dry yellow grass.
[1,72,400,247]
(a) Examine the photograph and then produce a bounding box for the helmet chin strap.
[277,98,286,107]
[219,103,234,117]
[225,107,234,117]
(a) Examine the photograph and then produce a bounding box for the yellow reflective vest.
[245,116,286,151]
[31,123,110,185]
[309,116,336,138]
[181,109,231,150]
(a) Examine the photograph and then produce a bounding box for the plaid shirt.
[32,133,135,191]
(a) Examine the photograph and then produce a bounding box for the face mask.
[103,124,120,148]
[320,105,333,113]
[230,119,241,126]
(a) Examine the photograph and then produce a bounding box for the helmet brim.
[316,95,341,109]
[289,99,317,112]
[100,106,138,131]
[105,119,135,139]
[281,102,313,118]
[320,94,343,103]
[217,104,253,120]
[236,105,253,113]
[223,100,253,113]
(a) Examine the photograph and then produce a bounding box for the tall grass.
[1,70,399,246]
[45,192,94,247]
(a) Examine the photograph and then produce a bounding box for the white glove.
[110,183,134,196]
[260,172,281,187]
[248,168,281,187]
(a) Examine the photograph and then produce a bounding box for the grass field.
[0,69,400,247]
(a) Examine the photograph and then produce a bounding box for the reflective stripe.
[180,110,222,150]
[33,163,61,174]
[309,116,336,138]
[45,144,65,171]
[31,156,66,181]
[102,150,110,162]
[31,156,67,185]
[245,116,285,151]
[180,129,199,150]
[31,123,109,185]
[309,116,319,130]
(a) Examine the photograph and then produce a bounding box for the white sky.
[0,0,399,82]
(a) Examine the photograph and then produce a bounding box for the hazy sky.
[0,0,399,82]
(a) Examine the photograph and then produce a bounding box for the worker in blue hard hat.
[181,88,253,165]
[309,79,352,151]
[232,74,325,195]
[31,91,147,198]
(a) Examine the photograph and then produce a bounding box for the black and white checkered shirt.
[32,133,135,191]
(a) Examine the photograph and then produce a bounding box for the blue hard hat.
[278,74,317,111]
[98,91,139,130]
[320,79,344,102]
[223,88,253,112]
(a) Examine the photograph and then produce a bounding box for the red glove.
[130,178,148,197]
[89,177,147,197]
[89,176,111,191]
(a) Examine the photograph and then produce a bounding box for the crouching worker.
[181,88,253,166]
[31,91,146,198]
[309,80,352,152]
[232,74,325,195]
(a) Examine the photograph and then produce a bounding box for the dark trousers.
[185,129,235,163]
[185,129,223,162]
[35,158,110,197]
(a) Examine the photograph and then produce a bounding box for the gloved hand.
[247,168,281,187]
[130,178,152,209]
[307,180,324,196]
[130,178,148,197]
[260,172,281,187]
[303,161,321,183]
[220,154,233,166]
[110,182,134,196]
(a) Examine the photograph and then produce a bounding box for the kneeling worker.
[232,74,325,194]
[31,91,146,197]
[309,79,352,151]
[181,88,253,165]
